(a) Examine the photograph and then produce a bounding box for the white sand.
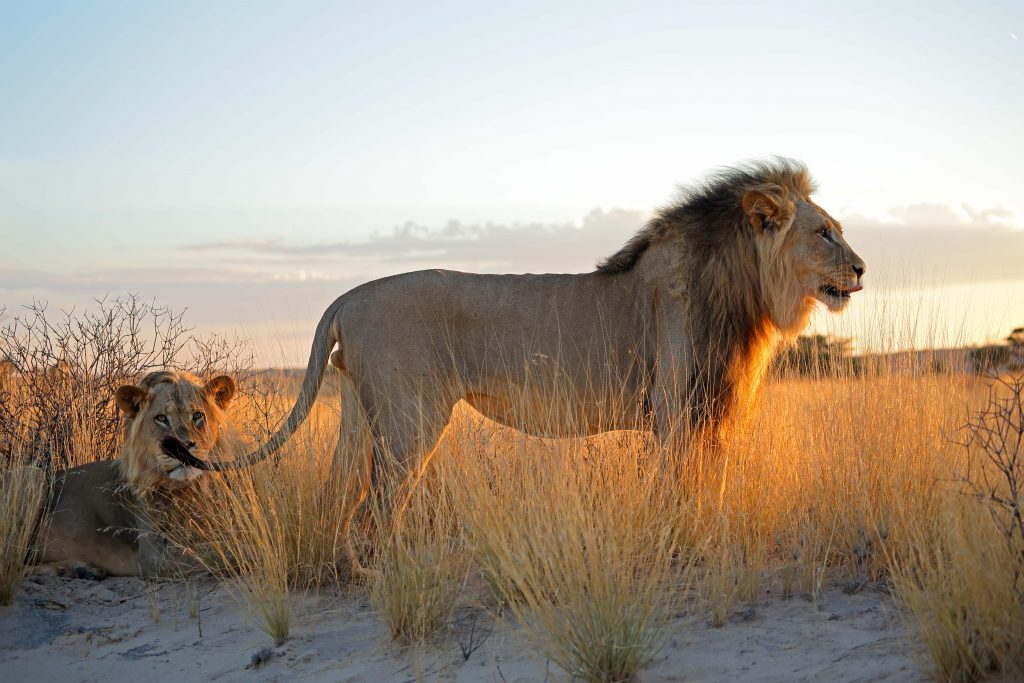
[0,574,926,682]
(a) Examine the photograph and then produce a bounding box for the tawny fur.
[30,371,237,578]
[204,158,866,578]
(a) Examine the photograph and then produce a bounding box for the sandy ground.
[0,574,927,682]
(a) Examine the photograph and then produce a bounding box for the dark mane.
[596,158,814,274]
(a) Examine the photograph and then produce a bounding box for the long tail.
[166,298,344,472]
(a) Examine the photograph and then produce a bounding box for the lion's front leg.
[136,527,204,579]
[32,561,109,581]
[649,366,694,463]
[649,383,724,497]
[650,384,728,503]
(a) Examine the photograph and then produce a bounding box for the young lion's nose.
[852,263,865,279]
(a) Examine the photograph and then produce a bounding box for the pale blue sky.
[1,1,1022,360]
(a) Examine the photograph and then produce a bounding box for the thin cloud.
[6,203,1021,338]
[0,266,357,292]
[178,209,648,273]
[175,203,1023,286]
[181,239,285,253]
[842,204,1024,285]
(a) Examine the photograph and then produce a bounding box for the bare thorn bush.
[960,374,1024,589]
[0,296,257,471]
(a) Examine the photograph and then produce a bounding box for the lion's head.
[596,159,866,431]
[114,370,237,494]
[599,158,865,337]
[741,173,866,333]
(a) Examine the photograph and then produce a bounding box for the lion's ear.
[204,375,236,408]
[742,184,793,232]
[115,385,151,418]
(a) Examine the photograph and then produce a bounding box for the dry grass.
[891,498,1024,682]
[889,376,1024,682]
[5,308,1023,680]
[368,476,468,644]
[0,464,47,604]
[438,415,696,681]
[702,511,767,627]
[173,384,355,644]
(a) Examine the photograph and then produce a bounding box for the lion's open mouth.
[819,284,852,299]
[818,281,863,300]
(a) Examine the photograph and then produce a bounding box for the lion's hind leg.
[328,376,374,581]
[363,395,453,535]
[331,375,455,580]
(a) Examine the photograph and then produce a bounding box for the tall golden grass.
[3,339,1022,680]
[888,375,1024,682]
[368,473,468,645]
[438,413,698,680]
[171,379,357,644]
[0,464,47,604]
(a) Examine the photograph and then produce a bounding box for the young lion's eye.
[154,414,169,426]
[817,226,830,239]
[193,411,205,423]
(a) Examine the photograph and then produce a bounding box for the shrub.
[0,296,257,470]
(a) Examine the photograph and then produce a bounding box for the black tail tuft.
[160,437,214,470]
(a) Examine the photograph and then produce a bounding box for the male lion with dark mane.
[25,370,237,578]
[173,158,865,577]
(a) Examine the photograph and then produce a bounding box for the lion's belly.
[463,382,648,438]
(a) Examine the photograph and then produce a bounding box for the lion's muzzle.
[160,436,215,471]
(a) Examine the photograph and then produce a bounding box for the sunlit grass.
[0,464,47,604]
[167,388,354,644]
[438,414,697,682]
[891,497,1024,682]
[5,328,1022,680]
[368,476,467,645]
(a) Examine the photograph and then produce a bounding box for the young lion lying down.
[27,370,237,579]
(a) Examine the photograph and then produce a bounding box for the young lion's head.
[114,370,237,494]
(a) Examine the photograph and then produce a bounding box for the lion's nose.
[852,263,865,279]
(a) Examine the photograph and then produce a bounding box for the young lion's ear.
[204,375,236,409]
[115,385,151,418]
[742,184,793,232]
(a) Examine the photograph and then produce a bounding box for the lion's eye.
[193,411,205,423]
[817,227,830,240]
[154,414,169,426]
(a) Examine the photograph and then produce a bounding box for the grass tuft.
[369,478,467,644]
[442,420,695,682]
[0,465,47,604]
